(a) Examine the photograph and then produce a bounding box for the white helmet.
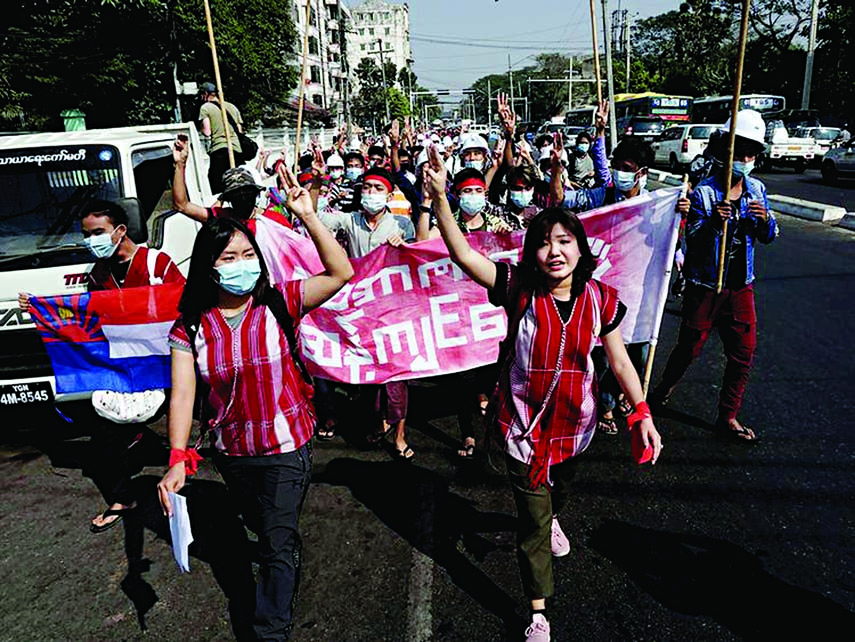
[722,109,766,149]
[326,153,344,168]
[458,134,489,156]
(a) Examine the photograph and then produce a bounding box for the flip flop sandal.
[316,421,336,441]
[618,396,634,418]
[90,506,133,534]
[367,425,394,445]
[395,446,415,461]
[597,416,619,436]
[716,423,760,445]
[457,441,476,459]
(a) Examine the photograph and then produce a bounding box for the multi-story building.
[346,0,412,92]
[289,0,352,124]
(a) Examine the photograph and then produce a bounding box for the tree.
[0,0,298,131]
[812,0,855,122]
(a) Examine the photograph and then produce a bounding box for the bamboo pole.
[293,0,312,174]
[203,0,235,169]
[716,0,753,293]
[589,0,603,104]
[642,174,690,397]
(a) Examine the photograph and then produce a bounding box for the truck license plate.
[0,382,54,406]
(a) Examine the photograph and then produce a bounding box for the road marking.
[406,549,434,642]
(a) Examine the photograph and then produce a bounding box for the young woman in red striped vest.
[424,145,662,642]
[157,178,353,641]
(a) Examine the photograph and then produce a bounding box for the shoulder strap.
[263,287,313,385]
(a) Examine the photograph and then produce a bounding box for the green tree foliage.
[0,0,298,131]
[812,0,855,121]
[634,0,737,96]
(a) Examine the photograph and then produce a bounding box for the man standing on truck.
[19,199,185,532]
[199,82,244,194]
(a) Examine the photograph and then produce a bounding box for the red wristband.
[169,448,202,475]
[626,401,651,427]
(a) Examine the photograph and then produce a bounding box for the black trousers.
[215,444,312,641]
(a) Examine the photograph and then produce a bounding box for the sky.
[346,0,684,106]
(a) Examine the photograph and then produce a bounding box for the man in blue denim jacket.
[651,110,778,443]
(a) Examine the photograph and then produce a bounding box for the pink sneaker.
[551,516,570,557]
[525,613,550,641]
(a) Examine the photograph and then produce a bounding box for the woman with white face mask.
[159,175,353,641]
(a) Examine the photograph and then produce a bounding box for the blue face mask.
[612,169,638,193]
[346,167,363,181]
[509,189,534,209]
[84,229,121,259]
[732,160,755,178]
[215,258,261,295]
[361,192,387,214]
[330,169,344,180]
[459,193,486,215]
[576,143,590,154]
[317,195,329,211]
[464,159,485,172]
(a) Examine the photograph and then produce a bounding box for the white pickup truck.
[757,120,815,174]
[0,123,210,411]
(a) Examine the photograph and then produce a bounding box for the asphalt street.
[739,167,855,212]
[1,212,854,641]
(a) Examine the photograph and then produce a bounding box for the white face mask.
[459,192,486,215]
[84,229,120,259]
[361,192,387,214]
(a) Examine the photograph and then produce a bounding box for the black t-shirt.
[110,259,131,287]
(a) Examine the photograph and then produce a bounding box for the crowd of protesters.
[20,83,778,641]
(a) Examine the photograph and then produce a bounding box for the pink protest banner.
[253,187,681,384]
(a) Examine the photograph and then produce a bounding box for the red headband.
[456,176,486,192]
[363,172,392,192]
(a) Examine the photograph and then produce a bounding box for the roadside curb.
[651,168,854,229]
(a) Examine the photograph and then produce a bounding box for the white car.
[821,139,855,184]
[652,124,722,172]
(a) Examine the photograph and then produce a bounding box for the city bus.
[564,105,597,127]
[692,94,786,124]
[614,93,693,123]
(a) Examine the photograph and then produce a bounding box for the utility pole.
[338,4,352,135]
[625,12,631,93]
[601,0,618,147]
[801,0,819,110]
[569,62,574,113]
[509,54,515,118]
[377,39,391,123]
[487,78,492,127]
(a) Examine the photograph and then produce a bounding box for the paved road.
[754,167,855,212]
[1,214,854,641]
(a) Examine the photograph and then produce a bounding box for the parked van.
[0,123,210,408]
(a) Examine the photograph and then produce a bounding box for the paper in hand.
[168,492,193,573]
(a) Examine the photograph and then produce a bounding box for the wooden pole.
[716,0,753,293]
[589,0,603,105]
[642,174,690,397]
[294,0,312,174]
[203,0,235,169]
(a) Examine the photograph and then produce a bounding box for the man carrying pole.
[649,0,778,446]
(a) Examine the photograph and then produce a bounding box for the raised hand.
[497,93,516,136]
[423,144,448,200]
[280,163,316,219]
[311,147,326,176]
[172,134,190,164]
[389,118,400,145]
[551,131,565,169]
[595,100,609,134]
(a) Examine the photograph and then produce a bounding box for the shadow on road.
[589,519,855,639]
[317,457,528,639]
[8,412,258,640]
